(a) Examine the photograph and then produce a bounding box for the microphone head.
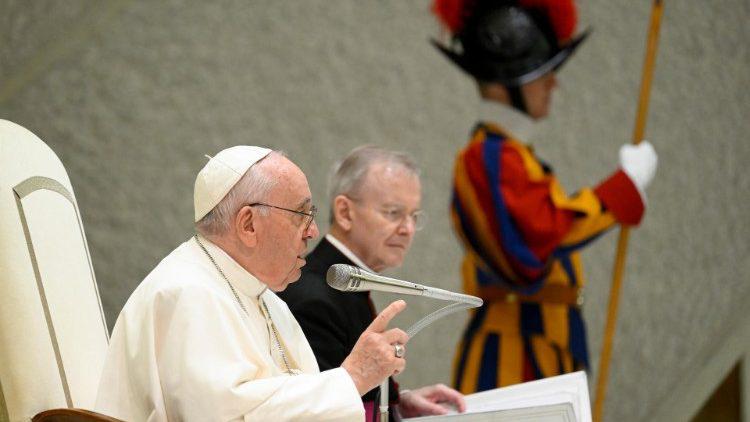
[326,263,360,291]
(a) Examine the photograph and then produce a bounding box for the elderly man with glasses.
[96,146,411,421]
[279,146,465,421]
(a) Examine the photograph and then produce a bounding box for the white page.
[439,372,591,422]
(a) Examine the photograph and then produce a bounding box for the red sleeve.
[594,170,645,226]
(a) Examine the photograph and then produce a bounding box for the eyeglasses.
[346,196,426,231]
[248,202,317,231]
[379,207,426,231]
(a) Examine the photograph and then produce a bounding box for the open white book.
[404,371,591,422]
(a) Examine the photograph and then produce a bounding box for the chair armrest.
[33,408,125,422]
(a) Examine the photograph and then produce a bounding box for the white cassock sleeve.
[97,279,364,421]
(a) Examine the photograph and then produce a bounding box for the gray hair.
[328,145,420,223]
[195,151,282,237]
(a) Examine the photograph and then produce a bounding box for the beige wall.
[2,1,748,420]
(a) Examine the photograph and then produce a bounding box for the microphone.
[326,264,482,306]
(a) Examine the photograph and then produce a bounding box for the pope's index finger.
[366,300,406,333]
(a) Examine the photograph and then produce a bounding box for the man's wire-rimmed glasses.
[248,202,317,231]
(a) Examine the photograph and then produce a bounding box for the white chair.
[0,120,120,421]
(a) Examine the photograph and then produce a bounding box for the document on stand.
[404,371,591,422]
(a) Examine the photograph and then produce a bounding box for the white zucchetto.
[194,146,272,222]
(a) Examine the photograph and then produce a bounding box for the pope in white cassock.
[95,146,410,421]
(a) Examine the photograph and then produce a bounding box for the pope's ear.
[332,195,354,232]
[235,205,258,247]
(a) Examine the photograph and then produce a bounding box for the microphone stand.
[380,296,482,421]
[380,379,389,421]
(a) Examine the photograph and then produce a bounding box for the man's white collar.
[193,234,268,299]
[325,234,377,273]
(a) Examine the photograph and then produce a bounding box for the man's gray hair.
[196,151,282,237]
[328,145,420,222]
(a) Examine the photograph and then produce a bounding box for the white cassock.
[95,235,364,421]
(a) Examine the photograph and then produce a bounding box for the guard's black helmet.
[432,0,588,87]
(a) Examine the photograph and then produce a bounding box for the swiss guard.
[431,0,659,392]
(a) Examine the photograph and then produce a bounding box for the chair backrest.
[0,120,109,421]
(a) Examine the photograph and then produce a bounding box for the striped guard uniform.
[451,102,645,393]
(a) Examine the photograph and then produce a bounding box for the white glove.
[620,140,658,192]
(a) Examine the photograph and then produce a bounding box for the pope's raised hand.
[341,300,410,395]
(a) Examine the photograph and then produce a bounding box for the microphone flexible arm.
[379,301,479,422]
[327,264,483,421]
[358,273,482,421]
[406,300,476,338]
